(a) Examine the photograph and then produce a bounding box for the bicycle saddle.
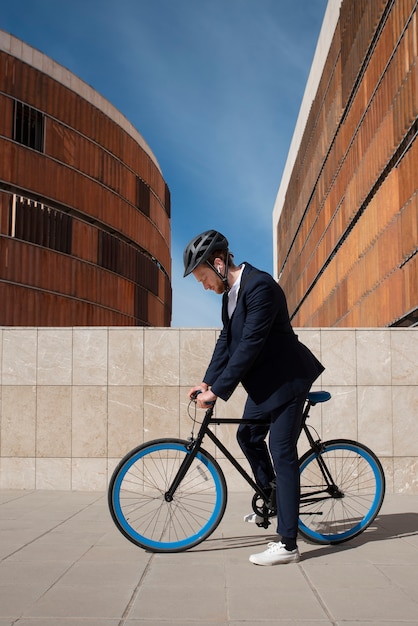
[307,391,331,404]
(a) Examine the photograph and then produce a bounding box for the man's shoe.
[249,541,300,566]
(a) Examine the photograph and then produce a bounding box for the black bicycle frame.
[165,398,341,506]
[164,403,270,503]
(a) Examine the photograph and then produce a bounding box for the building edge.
[272,0,342,279]
[0,28,162,174]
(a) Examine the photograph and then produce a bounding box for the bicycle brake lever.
[191,390,215,406]
[191,390,201,400]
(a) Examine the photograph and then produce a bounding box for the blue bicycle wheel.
[298,439,385,544]
[108,438,227,552]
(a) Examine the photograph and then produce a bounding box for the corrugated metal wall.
[0,45,171,326]
[276,0,417,327]
[0,47,171,326]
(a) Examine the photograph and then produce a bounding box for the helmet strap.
[206,251,230,292]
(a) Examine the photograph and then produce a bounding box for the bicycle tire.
[108,438,227,552]
[298,439,385,544]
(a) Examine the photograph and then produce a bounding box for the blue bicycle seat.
[307,391,331,404]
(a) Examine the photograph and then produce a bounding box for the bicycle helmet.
[183,230,229,277]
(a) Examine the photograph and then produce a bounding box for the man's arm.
[210,277,279,401]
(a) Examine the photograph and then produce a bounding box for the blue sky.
[1,0,328,327]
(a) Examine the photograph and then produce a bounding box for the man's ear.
[214,257,223,271]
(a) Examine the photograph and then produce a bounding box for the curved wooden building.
[273,0,417,327]
[0,30,171,326]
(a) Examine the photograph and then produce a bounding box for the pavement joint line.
[31,543,97,606]
[299,563,337,626]
[0,493,104,562]
[117,550,156,625]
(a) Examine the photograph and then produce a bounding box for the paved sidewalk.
[1,490,418,625]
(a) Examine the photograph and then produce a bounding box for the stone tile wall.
[0,327,417,493]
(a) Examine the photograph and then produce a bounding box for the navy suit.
[203,263,324,539]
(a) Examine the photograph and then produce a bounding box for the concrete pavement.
[1,490,418,625]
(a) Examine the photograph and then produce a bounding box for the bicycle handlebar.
[191,389,216,406]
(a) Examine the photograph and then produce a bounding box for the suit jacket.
[204,263,324,411]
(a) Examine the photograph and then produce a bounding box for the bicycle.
[108,390,386,553]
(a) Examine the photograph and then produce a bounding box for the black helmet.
[183,230,229,277]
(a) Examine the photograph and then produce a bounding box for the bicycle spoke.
[299,440,385,544]
[109,439,227,552]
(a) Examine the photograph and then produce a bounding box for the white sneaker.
[249,541,300,566]
[243,512,264,524]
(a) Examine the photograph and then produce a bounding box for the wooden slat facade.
[0,38,171,326]
[275,0,417,327]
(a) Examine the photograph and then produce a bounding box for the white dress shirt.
[227,264,245,318]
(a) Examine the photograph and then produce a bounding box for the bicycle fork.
[164,440,200,502]
[164,405,215,502]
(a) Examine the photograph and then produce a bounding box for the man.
[184,229,324,565]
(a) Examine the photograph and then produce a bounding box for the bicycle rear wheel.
[298,439,385,544]
[108,438,227,552]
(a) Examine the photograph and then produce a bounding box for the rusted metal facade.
[0,32,171,326]
[274,0,417,327]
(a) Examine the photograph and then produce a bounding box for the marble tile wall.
[0,327,417,493]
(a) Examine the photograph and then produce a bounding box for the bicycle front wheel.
[298,439,385,544]
[108,438,227,552]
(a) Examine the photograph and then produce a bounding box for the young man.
[184,230,324,565]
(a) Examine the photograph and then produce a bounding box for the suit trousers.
[236,392,308,539]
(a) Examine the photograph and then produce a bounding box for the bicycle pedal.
[256,519,271,529]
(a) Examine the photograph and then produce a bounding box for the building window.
[10,195,72,254]
[134,285,148,325]
[136,176,150,216]
[13,101,44,152]
[164,184,171,218]
[390,306,418,328]
[98,230,159,295]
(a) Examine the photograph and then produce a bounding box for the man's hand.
[188,383,208,400]
[188,384,217,408]
[194,389,217,408]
